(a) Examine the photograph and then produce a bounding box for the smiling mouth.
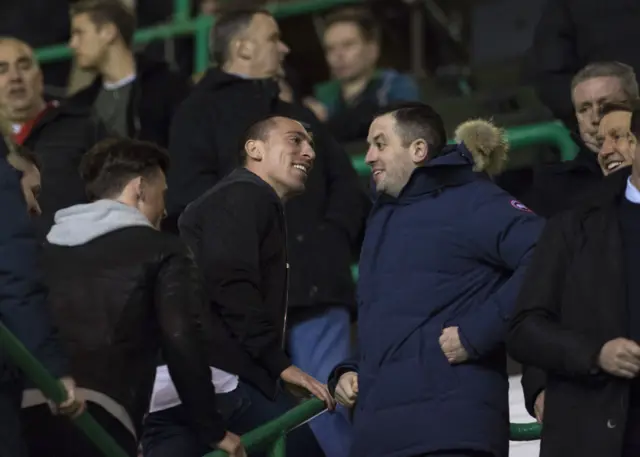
[607,161,623,172]
[292,164,310,175]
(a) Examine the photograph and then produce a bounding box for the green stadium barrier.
[207,398,541,456]
[0,322,129,457]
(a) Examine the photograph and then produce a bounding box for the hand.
[280,365,336,410]
[534,390,545,423]
[598,338,640,378]
[215,432,246,457]
[302,97,329,122]
[48,377,85,418]
[335,371,358,408]
[439,326,469,364]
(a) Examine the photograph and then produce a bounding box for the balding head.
[0,38,45,123]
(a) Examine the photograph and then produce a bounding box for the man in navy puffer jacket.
[329,102,544,457]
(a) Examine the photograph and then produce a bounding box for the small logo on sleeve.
[510,199,533,213]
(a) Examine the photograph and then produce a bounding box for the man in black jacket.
[143,115,334,457]
[0,37,108,239]
[166,7,367,456]
[67,0,190,148]
[19,138,246,457]
[517,63,639,426]
[0,135,79,457]
[508,104,640,457]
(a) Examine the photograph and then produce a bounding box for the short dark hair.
[238,114,282,164]
[324,7,380,43]
[71,0,137,48]
[80,138,169,200]
[376,102,447,154]
[210,6,272,66]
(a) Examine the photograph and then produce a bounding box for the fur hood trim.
[454,119,508,176]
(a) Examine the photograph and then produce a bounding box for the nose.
[599,139,615,159]
[279,41,290,56]
[302,142,315,161]
[590,108,602,126]
[365,145,377,166]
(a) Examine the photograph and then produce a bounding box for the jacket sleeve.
[529,0,577,122]
[521,365,547,418]
[328,357,359,396]
[198,188,291,379]
[0,158,68,378]
[456,193,544,359]
[318,124,371,249]
[166,100,219,230]
[507,214,605,378]
[154,245,226,446]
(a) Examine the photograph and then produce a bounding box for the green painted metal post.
[0,322,129,457]
[206,398,326,456]
[174,0,191,21]
[194,15,214,73]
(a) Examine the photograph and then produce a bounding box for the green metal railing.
[0,322,130,457]
[205,397,541,456]
[0,313,542,457]
[35,0,364,73]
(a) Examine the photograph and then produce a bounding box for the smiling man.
[597,102,636,175]
[508,101,640,457]
[143,115,333,457]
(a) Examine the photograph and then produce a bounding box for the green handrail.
[350,121,578,177]
[0,322,129,457]
[206,398,541,456]
[206,398,327,457]
[34,0,364,73]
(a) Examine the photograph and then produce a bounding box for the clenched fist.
[439,326,469,364]
[335,371,358,408]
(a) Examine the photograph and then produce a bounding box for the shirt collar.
[625,177,640,204]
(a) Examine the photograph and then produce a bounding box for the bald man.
[0,37,108,239]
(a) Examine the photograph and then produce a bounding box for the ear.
[237,38,254,61]
[128,176,143,200]
[409,138,428,164]
[245,139,263,161]
[100,22,119,44]
[367,41,380,65]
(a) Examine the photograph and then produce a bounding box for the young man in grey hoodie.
[19,138,246,457]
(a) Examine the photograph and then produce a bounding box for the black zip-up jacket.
[42,225,226,445]
[167,68,369,313]
[20,102,108,240]
[179,168,290,399]
[67,54,190,148]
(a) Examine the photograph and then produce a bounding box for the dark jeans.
[141,382,324,457]
[0,380,26,457]
[21,402,138,457]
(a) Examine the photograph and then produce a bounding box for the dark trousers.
[0,379,27,457]
[21,402,138,457]
[141,381,324,457]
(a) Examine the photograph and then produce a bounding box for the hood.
[194,67,280,95]
[453,119,509,176]
[47,199,152,246]
[424,119,509,177]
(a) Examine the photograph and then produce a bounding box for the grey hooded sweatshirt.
[47,199,152,246]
